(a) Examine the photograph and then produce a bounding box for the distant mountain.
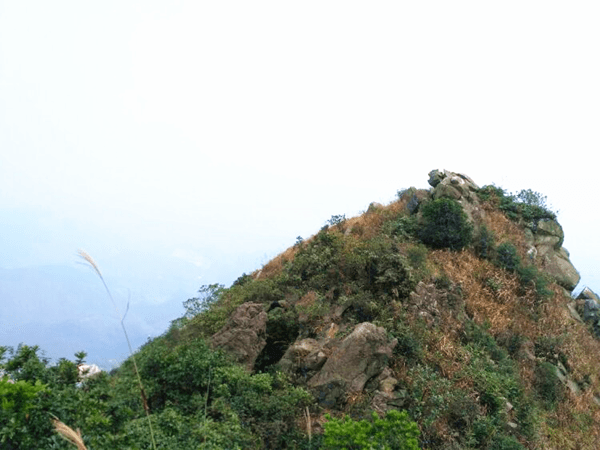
[0,264,187,369]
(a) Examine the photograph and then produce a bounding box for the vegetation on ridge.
[2,179,600,449]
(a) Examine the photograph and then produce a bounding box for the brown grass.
[256,245,299,279]
[427,243,600,447]
[253,197,412,279]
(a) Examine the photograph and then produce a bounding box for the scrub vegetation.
[2,181,600,449]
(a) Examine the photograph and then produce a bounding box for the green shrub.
[328,214,347,227]
[183,283,226,318]
[322,409,420,450]
[387,215,419,240]
[478,185,556,224]
[516,265,553,299]
[0,377,48,447]
[394,331,424,365]
[534,361,564,408]
[489,434,525,450]
[493,243,552,300]
[406,243,428,269]
[475,225,496,259]
[419,198,473,250]
[495,242,520,272]
[287,229,344,291]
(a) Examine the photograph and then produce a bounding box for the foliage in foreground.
[322,410,420,450]
[0,338,311,449]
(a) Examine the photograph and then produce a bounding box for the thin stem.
[78,250,157,450]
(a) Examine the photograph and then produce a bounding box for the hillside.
[3,169,600,449]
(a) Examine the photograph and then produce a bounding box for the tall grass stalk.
[78,249,157,450]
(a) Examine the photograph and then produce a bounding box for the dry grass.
[428,249,526,335]
[427,243,600,447]
[253,196,412,280]
[52,419,87,450]
[256,246,299,279]
[344,198,410,240]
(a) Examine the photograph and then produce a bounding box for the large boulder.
[523,219,579,292]
[538,247,580,292]
[307,322,397,407]
[279,338,329,381]
[429,169,480,202]
[573,288,600,338]
[399,187,430,214]
[211,302,268,371]
[533,219,564,251]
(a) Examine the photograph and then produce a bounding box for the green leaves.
[322,410,420,450]
[0,377,48,447]
[419,198,473,250]
[183,283,226,318]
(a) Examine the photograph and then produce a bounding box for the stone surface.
[539,247,581,292]
[535,220,564,250]
[577,287,600,302]
[211,302,268,371]
[279,338,328,380]
[429,169,480,201]
[307,322,396,407]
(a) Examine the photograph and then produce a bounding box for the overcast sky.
[1,2,599,365]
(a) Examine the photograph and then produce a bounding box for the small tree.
[183,284,225,318]
[419,198,473,250]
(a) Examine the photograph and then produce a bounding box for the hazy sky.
[1,2,599,364]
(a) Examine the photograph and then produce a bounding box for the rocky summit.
[205,170,600,448]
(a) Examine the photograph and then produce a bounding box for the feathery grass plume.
[78,249,157,450]
[305,406,312,448]
[52,418,87,450]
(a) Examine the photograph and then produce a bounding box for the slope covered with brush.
[2,170,600,449]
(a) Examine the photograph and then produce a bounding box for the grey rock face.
[575,287,600,338]
[523,219,579,292]
[429,170,479,201]
[584,299,600,323]
[211,302,268,371]
[577,287,600,302]
[307,322,397,407]
[539,247,581,292]
[279,338,328,380]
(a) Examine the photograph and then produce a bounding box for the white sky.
[1,2,599,316]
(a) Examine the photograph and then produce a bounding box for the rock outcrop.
[577,287,600,338]
[279,338,329,381]
[428,169,480,201]
[281,322,398,407]
[426,169,580,293]
[211,302,268,370]
[426,169,488,235]
[524,219,580,292]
